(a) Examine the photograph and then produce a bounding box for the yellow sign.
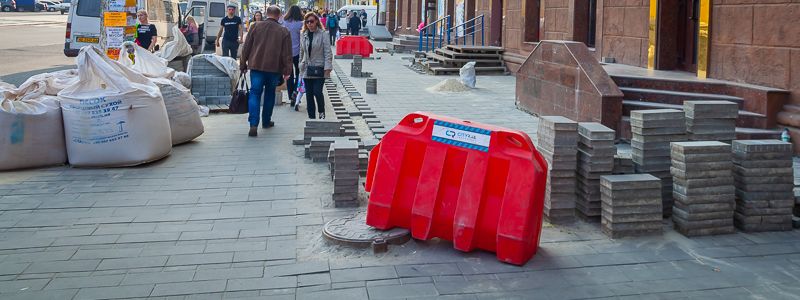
[106,48,121,60]
[103,12,128,27]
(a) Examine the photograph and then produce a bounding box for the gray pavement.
[0,12,74,85]
[1,50,800,299]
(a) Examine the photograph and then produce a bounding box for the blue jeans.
[248,70,281,127]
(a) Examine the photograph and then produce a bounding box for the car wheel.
[1,6,9,12]
[48,7,55,11]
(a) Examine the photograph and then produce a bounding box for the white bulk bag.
[0,80,67,171]
[58,46,172,167]
[156,26,193,61]
[173,71,191,89]
[20,69,79,96]
[118,42,175,78]
[151,77,204,145]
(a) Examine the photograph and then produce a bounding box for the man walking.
[240,5,293,137]
[348,12,361,36]
[216,5,243,59]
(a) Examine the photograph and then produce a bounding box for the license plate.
[76,36,99,43]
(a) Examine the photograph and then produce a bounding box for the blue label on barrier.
[431,120,492,152]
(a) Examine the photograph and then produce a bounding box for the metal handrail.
[418,15,451,52]
[451,14,484,47]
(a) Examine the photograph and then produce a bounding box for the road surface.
[0,11,74,85]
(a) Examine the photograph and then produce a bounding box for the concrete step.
[619,87,746,108]
[622,100,769,129]
[428,65,506,75]
[425,52,504,66]
[435,48,502,59]
[386,42,417,53]
[445,44,504,54]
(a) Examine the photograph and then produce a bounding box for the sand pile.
[426,78,471,93]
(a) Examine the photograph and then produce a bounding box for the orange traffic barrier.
[336,36,374,58]
[365,112,548,265]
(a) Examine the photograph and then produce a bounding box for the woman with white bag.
[298,12,332,119]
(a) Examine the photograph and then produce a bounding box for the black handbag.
[306,66,324,77]
[228,75,249,114]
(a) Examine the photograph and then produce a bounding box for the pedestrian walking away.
[348,12,361,36]
[299,12,332,120]
[240,5,293,137]
[216,5,243,59]
[360,9,367,27]
[326,12,339,45]
[283,5,303,104]
[135,10,157,51]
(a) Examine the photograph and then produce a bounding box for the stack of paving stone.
[303,120,343,144]
[331,140,360,207]
[630,109,687,217]
[351,55,363,77]
[537,116,578,224]
[600,174,663,238]
[308,137,352,162]
[575,122,616,221]
[732,140,794,232]
[670,141,735,236]
[366,78,377,94]
[613,153,635,175]
[684,101,738,142]
[189,56,231,106]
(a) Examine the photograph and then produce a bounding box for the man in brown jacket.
[240,5,293,137]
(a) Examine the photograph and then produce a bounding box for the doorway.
[489,0,502,46]
[656,0,699,72]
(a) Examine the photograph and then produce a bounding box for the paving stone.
[26,260,100,274]
[151,280,227,296]
[121,270,196,285]
[226,276,297,291]
[366,283,438,299]
[265,261,329,277]
[330,266,397,283]
[45,275,124,290]
[194,267,264,281]
[166,253,233,266]
[73,284,154,300]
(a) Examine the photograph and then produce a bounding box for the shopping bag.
[229,74,249,114]
[294,76,305,110]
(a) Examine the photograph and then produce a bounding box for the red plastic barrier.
[336,36,373,58]
[365,112,548,265]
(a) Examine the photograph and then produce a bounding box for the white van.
[64,0,183,57]
[187,0,238,45]
[337,5,376,32]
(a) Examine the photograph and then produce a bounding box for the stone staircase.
[418,45,506,75]
[611,75,788,141]
[387,34,423,53]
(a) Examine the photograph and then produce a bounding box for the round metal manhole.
[323,210,410,252]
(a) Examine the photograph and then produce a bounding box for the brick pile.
[575,122,616,221]
[600,174,663,238]
[537,116,578,224]
[330,140,360,207]
[189,57,231,105]
[684,101,737,142]
[732,140,794,232]
[630,109,687,217]
[670,141,735,236]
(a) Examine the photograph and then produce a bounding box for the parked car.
[1,0,16,12]
[13,0,46,11]
[40,0,60,11]
[53,0,68,14]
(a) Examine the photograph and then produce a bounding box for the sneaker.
[248,127,257,137]
[262,121,275,129]
[319,112,325,119]
[294,105,299,112]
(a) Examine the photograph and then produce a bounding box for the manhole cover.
[323,211,410,252]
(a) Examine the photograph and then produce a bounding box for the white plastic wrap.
[459,61,477,88]
[156,26,193,61]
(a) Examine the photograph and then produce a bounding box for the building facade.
[388,0,800,104]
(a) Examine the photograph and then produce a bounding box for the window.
[163,0,174,23]
[523,0,539,42]
[587,0,596,47]
[191,2,206,18]
[146,0,161,20]
[76,0,100,17]
[209,2,225,17]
